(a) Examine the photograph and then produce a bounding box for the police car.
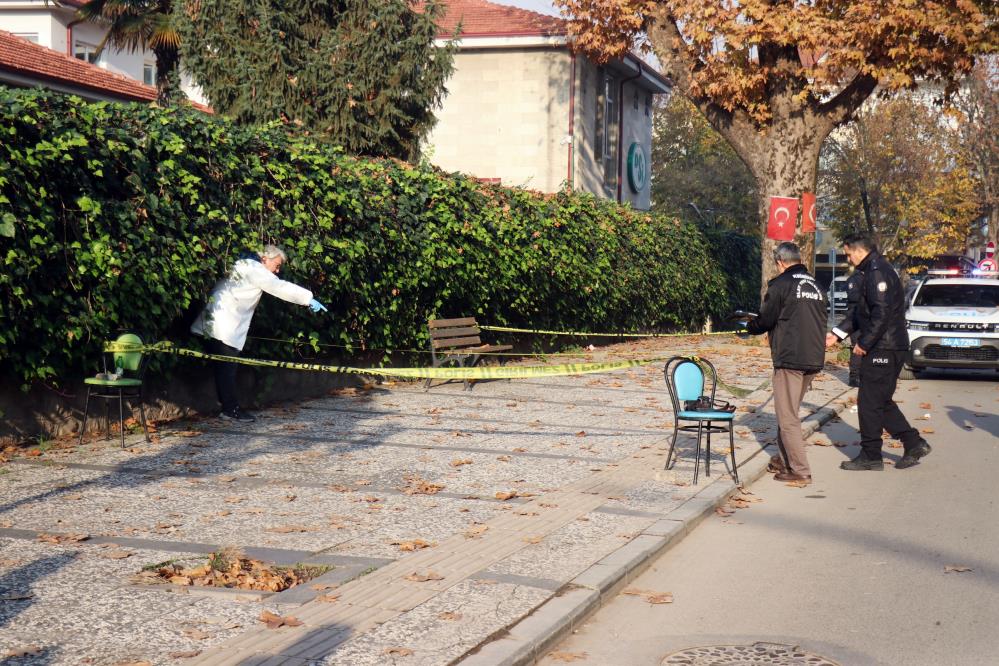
[902,268,999,379]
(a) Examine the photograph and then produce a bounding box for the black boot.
[840,454,884,471]
[896,440,931,469]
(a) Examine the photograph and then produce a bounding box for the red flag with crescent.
[801,192,816,233]
[767,196,798,241]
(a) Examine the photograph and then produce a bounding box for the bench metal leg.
[78,387,92,447]
[728,423,739,485]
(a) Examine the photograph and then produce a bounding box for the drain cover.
[662,642,840,665]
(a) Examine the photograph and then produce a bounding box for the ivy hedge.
[0,87,732,388]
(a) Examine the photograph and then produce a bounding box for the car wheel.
[899,365,919,381]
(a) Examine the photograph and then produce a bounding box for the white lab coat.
[191,258,313,351]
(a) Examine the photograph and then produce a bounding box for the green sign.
[626,142,648,193]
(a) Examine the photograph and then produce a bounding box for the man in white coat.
[191,245,327,421]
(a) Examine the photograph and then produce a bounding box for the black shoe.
[896,440,931,469]
[220,408,255,423]
[840,454,884,471]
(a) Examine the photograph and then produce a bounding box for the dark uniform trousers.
[207,338,242,413]
[857,349,920,460]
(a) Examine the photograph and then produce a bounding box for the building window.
[74,42,101,65]
[13,32,39,44]
[143,62,156,86]
[633,89,639,111]
[645,95,652,118]
[595,72,619,187]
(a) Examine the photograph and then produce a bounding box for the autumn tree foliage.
[652,94,757,235]
[819,94,979,265]
[556,0,996,285]
[952,59,999,248]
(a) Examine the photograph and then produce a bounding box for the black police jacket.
[833,270,864,341]
[851,250,909,352]
[746,264,827,371]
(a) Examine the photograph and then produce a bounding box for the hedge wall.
[0,87,730,388]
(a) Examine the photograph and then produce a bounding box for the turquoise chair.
[663,356,738,485]
[79,333,151,448]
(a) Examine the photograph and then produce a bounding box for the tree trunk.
[721,116,825,296]
[154,45,182,105]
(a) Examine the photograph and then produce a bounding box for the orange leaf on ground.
[404,571,444,582]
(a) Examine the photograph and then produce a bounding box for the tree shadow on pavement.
[945,405,999,439]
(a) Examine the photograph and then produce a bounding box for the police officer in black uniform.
[826,233,931,470]
[831,269,865,387]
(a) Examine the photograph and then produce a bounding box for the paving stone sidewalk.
[0,336,851,665]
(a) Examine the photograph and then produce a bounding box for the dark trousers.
[207,338,241,413]
[848,334,862,386]
[857,349,920,460]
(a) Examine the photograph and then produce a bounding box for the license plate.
[941,337,980,347]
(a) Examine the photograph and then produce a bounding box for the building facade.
[425,0,668,210]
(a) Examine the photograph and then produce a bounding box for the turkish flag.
[801,192,816,233]
[767,196,798,241]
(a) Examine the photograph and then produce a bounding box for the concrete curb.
[456,386,855,666]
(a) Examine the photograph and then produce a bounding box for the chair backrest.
[673,361,704,402]
[664,356,718,413]
[112,333,144,372]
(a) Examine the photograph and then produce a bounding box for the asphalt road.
[540,369,999,666]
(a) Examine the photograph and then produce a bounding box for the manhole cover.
[662,642,840,665]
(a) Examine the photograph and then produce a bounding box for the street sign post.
[829,248,837,317]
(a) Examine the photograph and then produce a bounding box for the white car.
[903,272,999,379]
[828,275,849,313]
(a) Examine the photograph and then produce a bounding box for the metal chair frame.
[79,333,151,448]
[663,356,739,485]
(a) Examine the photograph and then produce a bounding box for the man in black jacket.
[747,242,827,484]
[825,233,931,470]
[832,270,865,387]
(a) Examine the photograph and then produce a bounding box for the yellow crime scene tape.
[104,341,668,380]
[104,340,758,397]
[479,325,737,338]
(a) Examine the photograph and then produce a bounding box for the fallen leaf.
[495,490,518,501]
[451,458,473,467]
[921,428,935,434]
[103,549,133,560]
[548,651,589,662]
[404,570,444,582]
[575,431,587,437]
[496,455,512,462]
[944,565,973,573]
[182,628,211,640]
[392,539,435,552]
[523,535,543,544]
[439,611,462,621]
[37,532,89,544]
[258,610,303,629]
[264,525,311,534]
[622,588,673,604]
[168,651,201,659]
[400,475,444,495]
[714,507,734,517]
[512,447,527,453]
[316,593,340,603]
[383,647,414,657]
[174,430,202,437]
[464,524,489,539]
[919,402,932,410]
[4,647,43,658]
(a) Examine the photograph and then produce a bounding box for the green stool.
[80,333,150,448]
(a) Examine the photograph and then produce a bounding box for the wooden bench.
[426,317,513,391]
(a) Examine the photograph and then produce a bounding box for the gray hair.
[261,244,287,261]
[773,242,801,265]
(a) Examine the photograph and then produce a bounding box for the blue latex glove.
[309,298,328,313]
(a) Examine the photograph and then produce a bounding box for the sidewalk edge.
[456,385,854,666]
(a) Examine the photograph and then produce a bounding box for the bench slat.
[430,326,481,339]
[429,317,477,329]
[439,343,513,354]
[432,336,482,349]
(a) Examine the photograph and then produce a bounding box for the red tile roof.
[0,30,212,111]
[419,0,567,38]
[0,29,156,102]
